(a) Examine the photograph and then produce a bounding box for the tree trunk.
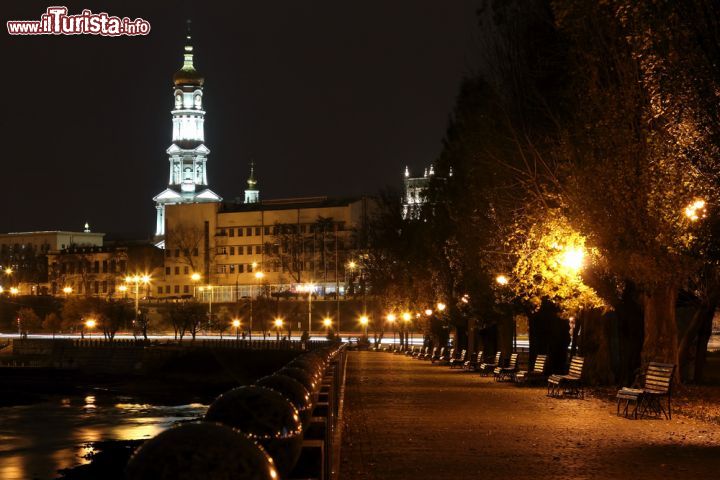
[641,284,679,381]
[577,308,615,385]
[678,299,717,383]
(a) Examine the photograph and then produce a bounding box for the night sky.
[1,1,480,237]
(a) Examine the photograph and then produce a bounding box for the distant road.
[1,333,717,351]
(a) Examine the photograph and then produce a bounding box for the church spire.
[244,160,260,204]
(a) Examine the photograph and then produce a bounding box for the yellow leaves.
[509,210,605,316]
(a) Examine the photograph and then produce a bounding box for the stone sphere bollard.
[205,386,303,478]
[125,422,277,480]
[277,366,317,393]
[256,374,313,426]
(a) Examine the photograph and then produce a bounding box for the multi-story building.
[47,243,163,298]
[0,227,104,294]
[159,191,371,301]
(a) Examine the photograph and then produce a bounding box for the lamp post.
[85,318,96,339]
[323,317,332,337]
[125,274,150,329]
[300,282,315,334]
[386,313,396,348]
[232,319,241,340]
[250,270,264,341]
[274,317,283,341]
[402,311,412,347]
[359,315,369,336]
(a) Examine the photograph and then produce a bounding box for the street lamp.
[9,287,19,296]
[685,199,707,221]
[125,274,151,328]
[386,313,397,347]
[249,270,264,341]
[359,315,369,336]
[232,319,241,340]
[436,303,446,312]
[300,282,316,334]
[62,286,73,297]
[274,317,283,340]
[402,311,412,347]
[424,308,433,316]
[85,318,96,338]
[323,317,332,333]
[496,274,509,285]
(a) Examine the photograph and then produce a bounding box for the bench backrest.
[489,352,500,364]
[644,362,675,394]
[431,347,437,356]
[532,355,547,374]
[475,351,484,363]
[438,347,445,357]
[507,353,518,368]
[447,348,454,358]
[567,356,584,379]
[423,347,429,355]
[459,349,466,361]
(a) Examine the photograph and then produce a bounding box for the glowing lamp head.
[141,275,151,284]
[124,276,133,284]
[9,287,19,295]
[359,315,369,326]
[496,275,509,286]
[685,199,707,221]
[402,312,412,322]
[255,271,264,279]
[436,303,446,312]
[560,246,585,272]
[118,285,127,292]
[190,272,201,282]
[386,313,396,323]
[323,318,332,327]
[62,286,73,294]
[274,318,284,328]
[232,319,241,328]
[347,261,357,270]
[4,267,13,275]
[424,309,433,316]
[85,319,96,329]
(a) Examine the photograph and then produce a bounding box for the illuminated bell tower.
[244,161,260,204]
[153,21,221,240]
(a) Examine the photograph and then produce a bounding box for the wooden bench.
[431,347,446,363]
[547,356,585,398]
[514,354,547,384]
[405,346,417,356]
[436,347,455,366]
[617,362,675,419]
[493,353,518,382]
[479,352,501,376]
[449,349,467,369]
[422,347,437,361]
[414,346,429,359]
[463,351,483,371]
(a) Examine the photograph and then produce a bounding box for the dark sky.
[1,1,480,237]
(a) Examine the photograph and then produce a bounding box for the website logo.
[7,6,151,36]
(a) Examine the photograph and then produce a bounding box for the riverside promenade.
[339,351,720,480]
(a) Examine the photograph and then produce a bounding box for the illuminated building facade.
[401,165,451,220]
[158,195,372,301]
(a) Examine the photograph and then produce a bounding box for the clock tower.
[153,21,221,240]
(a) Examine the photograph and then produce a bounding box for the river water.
[0,394,207,480]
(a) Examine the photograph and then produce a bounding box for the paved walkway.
[339,351,720,480]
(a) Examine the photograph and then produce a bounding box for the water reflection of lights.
[84,395,96,410]
[0,399,208,480]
